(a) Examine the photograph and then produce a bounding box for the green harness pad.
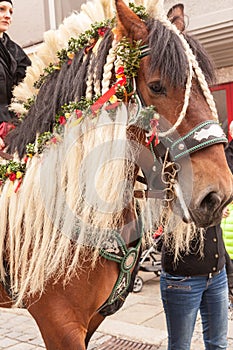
[98,219,143,317]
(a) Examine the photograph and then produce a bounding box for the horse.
[0,0,232,349]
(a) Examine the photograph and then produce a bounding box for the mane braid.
[6,70,60,157]
[94,29,114,83]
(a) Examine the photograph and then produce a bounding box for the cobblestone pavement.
[0,308,44,349]
[0,273,232,349]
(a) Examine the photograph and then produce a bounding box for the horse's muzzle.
[189,190,233,228]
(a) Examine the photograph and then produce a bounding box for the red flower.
[118,75,127,86]
[153,226,163,239]
[116,66,125,76]
[150,119,159,128]
[98,27,108,37]
[75,109,83,119]
[51,137,57,144]
[58,116,66,125]
[105,102,120,111]
[9,173,16,181]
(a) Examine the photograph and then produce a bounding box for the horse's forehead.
[139,57,160,81]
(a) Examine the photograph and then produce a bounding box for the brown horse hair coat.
[0,0,227,309]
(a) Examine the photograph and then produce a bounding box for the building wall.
[8,0,48,47]
[8,0,83,48]
[164,0,233,24]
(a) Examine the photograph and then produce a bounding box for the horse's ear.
[115,0,148,43]
[167,3,185,32]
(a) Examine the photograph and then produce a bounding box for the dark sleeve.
[6,35,31,85]
[14,47,31,85]
[225,140,233,174]
[225,248,233,275]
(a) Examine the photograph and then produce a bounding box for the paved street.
[0,272,232,349]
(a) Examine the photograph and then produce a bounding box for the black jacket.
[225,139,233,174]
[0,32,31,123]
[162,225,233,276]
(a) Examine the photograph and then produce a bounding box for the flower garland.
[33,19,115,91]
[23,2,148,111]
[0,160,26,187]
[0,3,160,193]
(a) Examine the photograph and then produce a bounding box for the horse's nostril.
[200,192,221,213]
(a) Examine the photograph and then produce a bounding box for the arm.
[225,249,233,275]
[225,247,233,297]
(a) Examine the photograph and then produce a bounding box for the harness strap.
[97,215,143,315]
[160,120,228,161]
[139,44,151,59]
[134,188,165,199]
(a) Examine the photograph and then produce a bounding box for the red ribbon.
[14,179,22,193]
[91,77,127,114]
[146,119,159,147]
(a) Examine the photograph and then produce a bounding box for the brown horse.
[0,1,232,349]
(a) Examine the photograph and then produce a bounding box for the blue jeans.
[160,268,228,350]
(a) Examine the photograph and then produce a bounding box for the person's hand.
[222,206,230,218]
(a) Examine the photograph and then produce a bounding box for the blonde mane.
[0,105,139,305]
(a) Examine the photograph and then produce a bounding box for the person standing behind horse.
[0,0,31,149]
[160,125,233,350]
[160,225,233,350]
[221,121,233,303]
[221,121,233,264]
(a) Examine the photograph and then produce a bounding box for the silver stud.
[178,143,185,150]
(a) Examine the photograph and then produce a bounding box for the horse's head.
[115,0,233,227]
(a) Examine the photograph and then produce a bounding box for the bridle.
[129,45,228,203]
[133,95,228,202]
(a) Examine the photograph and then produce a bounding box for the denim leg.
[200,268,228,350]
[160,272,205,350]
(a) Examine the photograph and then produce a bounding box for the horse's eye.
[149,82,167,96]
